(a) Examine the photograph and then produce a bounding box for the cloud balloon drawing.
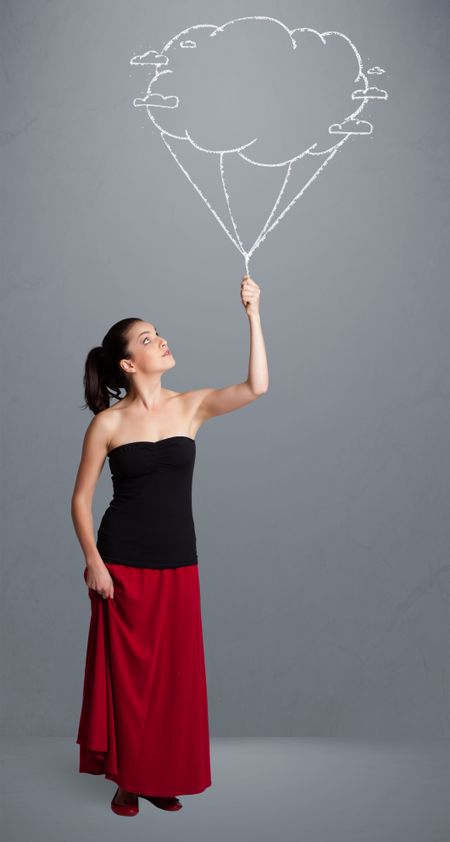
[130,15,388,271]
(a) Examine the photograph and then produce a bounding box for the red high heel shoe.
[137,793,182,811]
[110,787,139,816]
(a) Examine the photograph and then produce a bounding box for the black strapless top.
[96,436,198,568]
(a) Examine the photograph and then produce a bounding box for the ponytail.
[81,318,143,415]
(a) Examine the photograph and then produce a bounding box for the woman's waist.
[98,506,196,533]
[100,499,194,521]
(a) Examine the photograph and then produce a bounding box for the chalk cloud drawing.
[130,16,388,271]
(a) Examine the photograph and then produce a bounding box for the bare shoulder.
[167,387,213,436]
[85,403,123,449]
[72,407,122,501]
[176,387,214,416]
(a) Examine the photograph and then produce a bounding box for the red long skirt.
[76,562,212,796]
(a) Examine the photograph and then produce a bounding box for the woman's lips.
[163,350,171,356]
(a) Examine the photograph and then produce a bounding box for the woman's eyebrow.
[137,327,157,338]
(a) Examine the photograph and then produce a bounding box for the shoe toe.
[110,787,139,816]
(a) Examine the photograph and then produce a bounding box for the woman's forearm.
[71,497,104,567]
[246,311,269,394]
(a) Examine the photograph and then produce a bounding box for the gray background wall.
[2,0,449,737]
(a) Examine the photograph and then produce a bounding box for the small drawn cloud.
[367,66,385,75]
[329,119,372,135]
[180,40,196,48]
[352,85,387,100]
[134,92,179,109]
[130,50,168,66]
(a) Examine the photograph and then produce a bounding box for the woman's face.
[123,321,175,375]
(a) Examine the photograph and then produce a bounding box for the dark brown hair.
[82,318,143,415]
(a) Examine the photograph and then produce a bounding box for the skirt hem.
[78,767,212,796]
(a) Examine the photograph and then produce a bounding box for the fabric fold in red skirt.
[76,562,211,796]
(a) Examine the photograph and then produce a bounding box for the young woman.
[71,275,268,816]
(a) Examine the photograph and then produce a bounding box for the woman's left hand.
[240,275,261,316]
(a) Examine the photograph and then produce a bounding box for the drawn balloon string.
[130,15,388,272]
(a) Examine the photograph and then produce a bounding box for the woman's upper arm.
[71,413,111,506]
[191,381,262,423]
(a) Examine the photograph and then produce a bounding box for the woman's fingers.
[84,565,114,599]
[241,275,260,305]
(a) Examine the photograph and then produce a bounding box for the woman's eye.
[143,332,159,344]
